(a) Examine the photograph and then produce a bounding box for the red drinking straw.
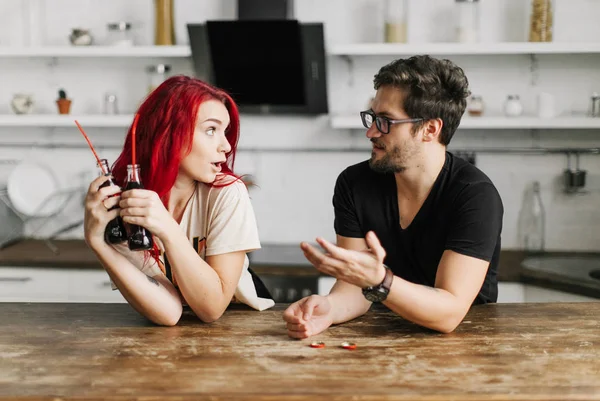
[74,120,106,175]
[131,114,139,168]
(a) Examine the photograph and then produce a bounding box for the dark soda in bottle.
[125,164,154,251]
[97,159,127,244]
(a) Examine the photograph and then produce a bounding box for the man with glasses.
[284,55,503,335]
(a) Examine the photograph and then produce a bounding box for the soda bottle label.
[96,170,127,244]
[124,166,154,251]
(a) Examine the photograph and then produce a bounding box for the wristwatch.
[362,265,393,303]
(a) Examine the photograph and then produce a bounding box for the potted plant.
[56,89,72,114]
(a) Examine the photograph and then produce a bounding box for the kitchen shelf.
[0,46,191,58]
[331,115,600,130]
[0,115,135,127]
[329,42,600,56]
[5,114,600,130]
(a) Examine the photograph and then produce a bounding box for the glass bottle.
[529,0,553,42]
[384,0,408,43]
[519,181,545,253]
[455,0,480,43]
[125,164,154,251]
[97,159,127,244]
[22,0,45,46]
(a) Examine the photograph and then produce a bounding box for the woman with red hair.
[83,76,274,325]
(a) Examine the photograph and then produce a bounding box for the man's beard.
[368,143,407,173]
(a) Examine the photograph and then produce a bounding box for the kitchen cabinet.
[0,267,125,303]
[317,276,336,296]
[498,282,598,303]
[2,267,596,304]
[66,269,126,303]
[0,267,70,302]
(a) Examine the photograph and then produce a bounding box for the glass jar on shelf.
[384,0,408,43]
[107,22,134,47]
[146,64,171,94]
[529,0,553,42]
[455,0,480,43]
[467,95,484,117]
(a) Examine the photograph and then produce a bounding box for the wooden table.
[1,302,599,401]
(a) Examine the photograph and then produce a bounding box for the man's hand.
[283,295,333,339]
[301,231,387,289]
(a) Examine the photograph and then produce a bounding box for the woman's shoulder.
[197,175,250,205]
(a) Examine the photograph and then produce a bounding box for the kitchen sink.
[521,255,600,296]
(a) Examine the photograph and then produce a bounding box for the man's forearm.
[91,241,182,326]
[383,277,466,333]
[327,279,372,324]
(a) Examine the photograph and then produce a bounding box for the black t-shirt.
[333,152,503,304]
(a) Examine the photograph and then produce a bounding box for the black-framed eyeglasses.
[360,110,423,134]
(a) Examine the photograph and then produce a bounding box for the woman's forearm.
[160,229,232,322]
[90,241,182,326]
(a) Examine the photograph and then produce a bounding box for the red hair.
[113,75,240,199]
[112,75,241,262]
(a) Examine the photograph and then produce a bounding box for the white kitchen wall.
[0,0,599,251]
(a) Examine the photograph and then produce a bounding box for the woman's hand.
[119,189,178,240]
[84,175,121,249]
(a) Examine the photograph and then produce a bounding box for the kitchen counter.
[0,239,536,280]
[0,240,599,297]
[1,302,600,400]
[0,239,321,277]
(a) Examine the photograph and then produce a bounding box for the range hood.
[186,0,328,115]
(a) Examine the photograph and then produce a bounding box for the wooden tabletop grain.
[1,302,599,401]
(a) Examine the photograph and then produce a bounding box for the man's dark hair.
[373,55,470,146]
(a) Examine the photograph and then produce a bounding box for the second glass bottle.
[125,164,154,251]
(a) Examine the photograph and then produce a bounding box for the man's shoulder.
[448,152,497,190]
[340,159,371,177]
[446,153,503,208]
[338,159,383,187]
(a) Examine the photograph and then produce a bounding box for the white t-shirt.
[112,177,274,311]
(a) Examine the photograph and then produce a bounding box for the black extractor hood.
[186,1,328,115]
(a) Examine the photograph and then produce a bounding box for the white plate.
[7,161,63,217]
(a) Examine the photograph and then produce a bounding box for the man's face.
[367,86,423,174]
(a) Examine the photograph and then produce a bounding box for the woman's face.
[179,99,232,183]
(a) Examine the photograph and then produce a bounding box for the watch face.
[363,287,388,303]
